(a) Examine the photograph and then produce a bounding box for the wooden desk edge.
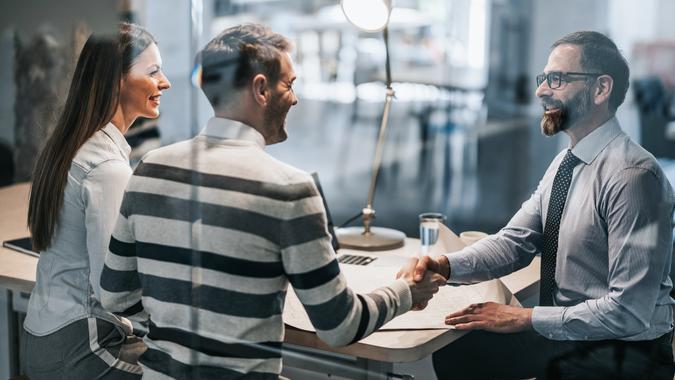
[284,325,463,363]
[0,275,34,294]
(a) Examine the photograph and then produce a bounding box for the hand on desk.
[412,256,533,333]
[396,257,447,311]
[444,302,533,333]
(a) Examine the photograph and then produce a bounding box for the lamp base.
[337,226,405,251]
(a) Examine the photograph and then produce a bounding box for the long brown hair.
[28,23,156,251]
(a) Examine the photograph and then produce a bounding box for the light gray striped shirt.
[100,117,412,378]
[446,117,675,341]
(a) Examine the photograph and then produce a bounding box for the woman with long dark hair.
[22,22,170,378]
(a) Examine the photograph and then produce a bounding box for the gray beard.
[540,86,591,136]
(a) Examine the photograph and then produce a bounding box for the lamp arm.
[363,28,394,234]
[383,26,392,89]
[365,88,394,212]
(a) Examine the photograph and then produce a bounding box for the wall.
[0,0,120,180]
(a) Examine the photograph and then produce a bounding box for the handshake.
[395,255,451,310]
[395,255,533,333]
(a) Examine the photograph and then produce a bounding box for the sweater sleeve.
[99,176,148,322]
[280,178,411,346]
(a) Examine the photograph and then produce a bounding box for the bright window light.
[467,0,487,68]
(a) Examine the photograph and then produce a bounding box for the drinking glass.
[419,212,447,256]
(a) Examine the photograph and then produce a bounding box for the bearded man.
[415,31,675,379]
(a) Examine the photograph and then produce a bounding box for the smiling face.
[261,52,298,145]
[119,43,171,122]
[535,44,594,136]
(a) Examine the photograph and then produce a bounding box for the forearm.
[100,263,146,319]
[285,239,412,346]
[445,228,538,284]
[310,279,412,347]
[100,221,146,319]
[532,294,658,341]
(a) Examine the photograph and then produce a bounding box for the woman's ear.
[594,75,613,106]
[252,74,268,106]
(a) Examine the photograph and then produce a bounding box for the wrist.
[522,308,534,330]
[437,255,450,279]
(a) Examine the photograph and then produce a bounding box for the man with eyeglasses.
[415,31,675,379]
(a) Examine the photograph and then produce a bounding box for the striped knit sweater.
[100,117,412,379]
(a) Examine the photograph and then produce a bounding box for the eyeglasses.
[536,71,603,89]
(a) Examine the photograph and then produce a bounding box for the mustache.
[540,97,564,110]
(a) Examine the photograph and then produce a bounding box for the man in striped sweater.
[100,24,445,379]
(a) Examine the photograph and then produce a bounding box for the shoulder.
[73,129,128,174]
[603,135,666,183]
[81,159,132,195]
[598,136,674,202]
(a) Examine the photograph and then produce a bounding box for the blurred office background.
[1,0,675,378]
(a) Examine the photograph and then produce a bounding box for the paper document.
[284,265,516,331]
[283,225,518,331]
[429,223,466,256]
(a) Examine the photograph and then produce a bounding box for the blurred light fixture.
[341,0,391,32]
[337,0,405,251]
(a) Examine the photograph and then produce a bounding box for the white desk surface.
[0,182,540,363]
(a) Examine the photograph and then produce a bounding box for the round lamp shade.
[341,0,392,32]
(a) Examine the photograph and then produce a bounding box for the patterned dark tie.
[540,150,581,306]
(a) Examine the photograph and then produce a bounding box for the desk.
[283,239,540,379]
[0,183,540,379]
[0,183,34,294]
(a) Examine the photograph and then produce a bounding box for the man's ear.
[594,75,613,106]
[251,74,268,107]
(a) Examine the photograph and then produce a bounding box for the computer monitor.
[311,172,340,251]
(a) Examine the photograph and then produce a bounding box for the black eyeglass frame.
[536,71,604,89]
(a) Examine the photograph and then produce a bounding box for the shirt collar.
[102,122,131,158]
[570,116,623,165]
[198,117,266,149]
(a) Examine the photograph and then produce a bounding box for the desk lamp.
[336,0,406,251]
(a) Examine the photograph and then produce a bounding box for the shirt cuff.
[389,278,413,317]
[444,250,478,283]
[532,306,565,340]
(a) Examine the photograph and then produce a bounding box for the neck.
[110,106,135,134]
[214,96,264,135]
[564,109,613,147]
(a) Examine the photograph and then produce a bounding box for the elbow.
[608,304,652,338]
[100,296,113,312]
[619,319,651,338]
[99,290,123,313]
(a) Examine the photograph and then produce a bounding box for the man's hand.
[445,302,533,333]
[412,255,450,282]
[396,257,446,310]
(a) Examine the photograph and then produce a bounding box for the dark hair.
[196,23,291,107]
[552,31,629,112]
[28,22,156,251]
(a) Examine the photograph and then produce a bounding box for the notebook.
[2,237,39,258]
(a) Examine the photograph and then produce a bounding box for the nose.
[291,91,298,106]
[159,72,171,91]
[535,79,551,99]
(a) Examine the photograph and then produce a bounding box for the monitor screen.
[311,172,340,252]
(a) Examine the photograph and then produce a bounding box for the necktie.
[540,150,581,306]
